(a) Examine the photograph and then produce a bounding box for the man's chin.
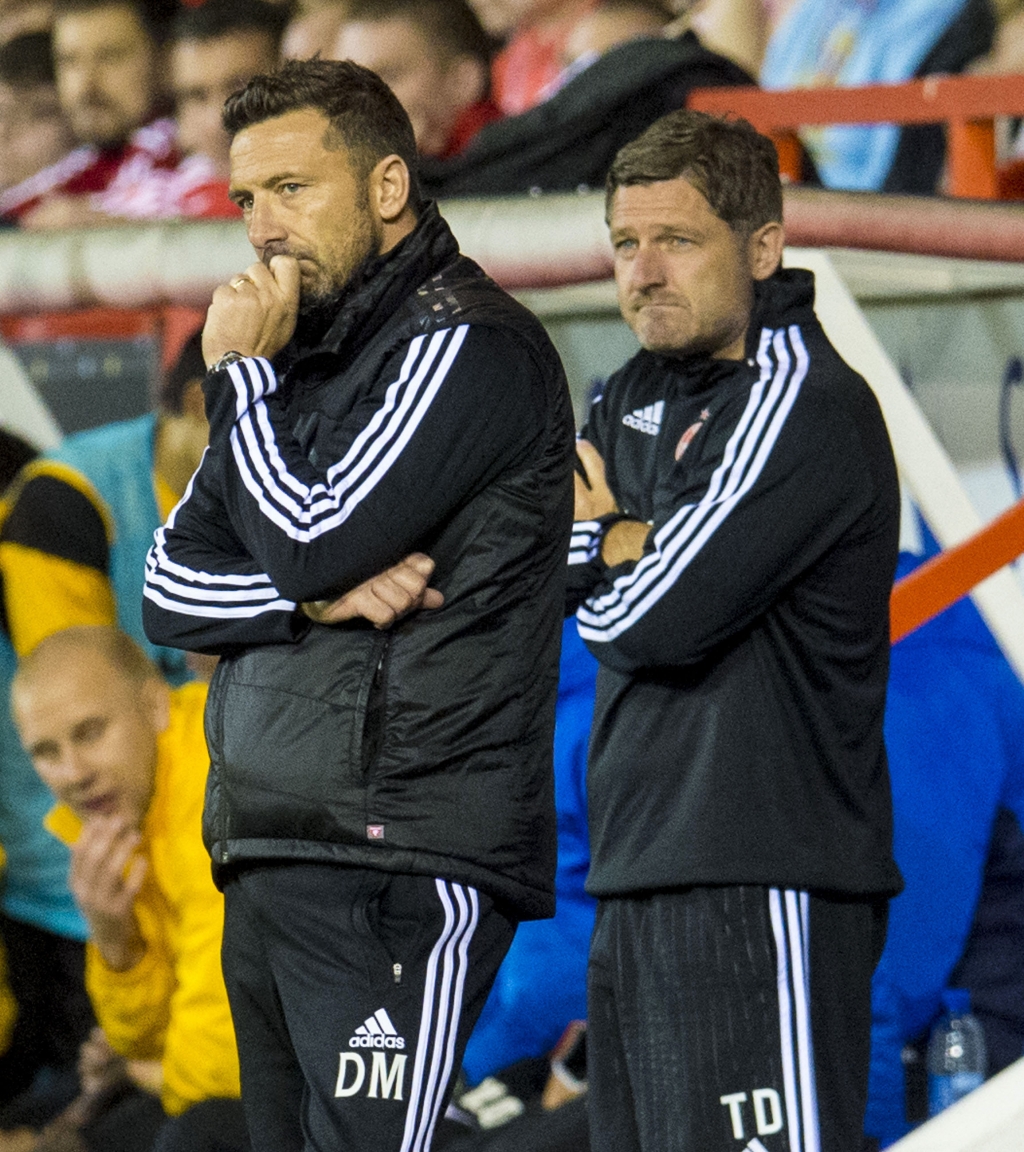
[297,284,346,319]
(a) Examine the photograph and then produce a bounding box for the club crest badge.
[675,410,710,460]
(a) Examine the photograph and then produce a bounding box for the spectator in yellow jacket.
[11,626,246,1152]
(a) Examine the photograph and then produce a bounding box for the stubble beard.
[293,216,380,343]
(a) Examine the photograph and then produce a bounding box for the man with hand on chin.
[11,627,242,1147]
[143,58,574,1152]
[567,109,902,1152]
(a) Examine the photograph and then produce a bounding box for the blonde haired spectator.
[12,627,245,1152]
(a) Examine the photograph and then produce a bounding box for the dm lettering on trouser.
[720,1088,785,1141]
[335,1052,408,1100]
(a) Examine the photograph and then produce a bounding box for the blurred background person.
[334,0,499,157]
[479,0,598,114]
[4,0,177,227]
[12,627,244,1152]
[0,329,207,680]
[758,0,995,193]
[0,426,94,1138]
[419,0,746,196]
[168,0,287,216]
[280,0,348,58]
[0,335,208,1142]
[547,0,668,93]
[0,32,74,202]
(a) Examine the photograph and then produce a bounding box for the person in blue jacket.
[461,617,598,1085]
[867,541,1024,1147]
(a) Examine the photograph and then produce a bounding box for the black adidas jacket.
[568,268,904,899]
[143,205,575,919]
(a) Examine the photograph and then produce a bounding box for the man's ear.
[372,154,411,224]
[748,220,785,281]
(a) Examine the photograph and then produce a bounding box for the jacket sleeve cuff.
[566,513,630,614]
[568,513,631,572]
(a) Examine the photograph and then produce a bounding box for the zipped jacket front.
[568,269,903,900]
[143,205,575,919]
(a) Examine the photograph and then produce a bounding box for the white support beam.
[789,248,1024,684]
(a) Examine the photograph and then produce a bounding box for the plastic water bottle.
[926,988,987,1117]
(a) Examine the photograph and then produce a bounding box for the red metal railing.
[689,73,1024,200]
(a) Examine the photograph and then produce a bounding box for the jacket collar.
[745,266,817,356]
[280,200,461,370]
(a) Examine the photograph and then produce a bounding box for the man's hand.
[77,1028,127,1100]
[574,439,618,521]
[69,817,147,973]
[302,553,444,630]
[202,254,301,367]
[574,439,650,565]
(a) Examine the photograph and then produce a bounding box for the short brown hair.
[222,57,421,207]
[606,109,782,234]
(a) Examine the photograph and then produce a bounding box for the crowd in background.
[5,0,1024,218]
[1,0,1024,1150]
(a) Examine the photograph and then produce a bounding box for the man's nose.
[630,245,667,291]
[247,195,287,252]
[47,747,89,793]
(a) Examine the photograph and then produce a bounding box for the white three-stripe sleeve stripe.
[142,454,296,619]
[568,520,603,565]
[769,888,820,1152]
[226,326,469,543]
[578,323,805,635]
[401,880,479,1152]
[576,325,810,643]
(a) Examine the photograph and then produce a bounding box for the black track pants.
[221,864,516,1152]
[587,885,887,1152]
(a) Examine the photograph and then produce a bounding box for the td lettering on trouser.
[720,1088,785,1144]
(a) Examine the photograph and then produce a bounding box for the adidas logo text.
[622,400,663,436]
[349,1007,406,1050]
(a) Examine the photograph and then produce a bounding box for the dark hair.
[0,32,56,88]
[606,109,782,234]
[159,327,206,415]
[51,0,172,44]
[171,0,288,50]
[222,58,421,205]
[343,0,492,67]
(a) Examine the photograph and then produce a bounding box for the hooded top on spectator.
[419,28,750,196]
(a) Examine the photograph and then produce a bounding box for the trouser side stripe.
[401,881,457,1152]
[769,888,801,1151]
[419,885,479,1149]
[401,880,477,1152]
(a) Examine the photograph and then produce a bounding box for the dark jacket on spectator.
[420,33,751,198]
